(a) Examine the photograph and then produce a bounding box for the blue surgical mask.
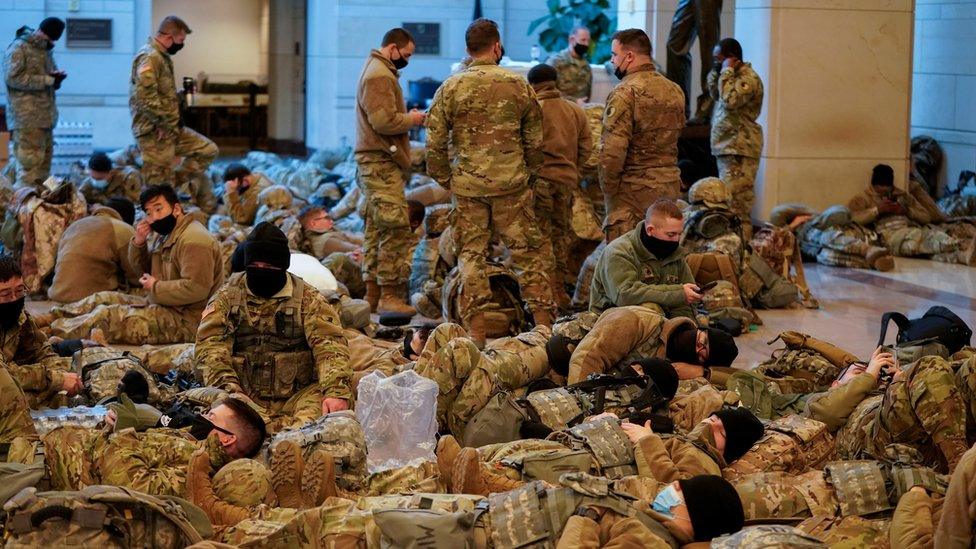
[90,178,109,190]
[652,485,683,518]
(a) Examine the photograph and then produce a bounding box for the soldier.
[355,27,426,315]
[589,199,701,318]
[78,152,143,205]
[602,29,685,242]
[196,222,351,432]
[544,26,593,103]
[220,164,272,226]
[848,164,973,264]
[0,254,82,412]
[3,17,66,189]
[426,18,556,345]
[666,0,723,122]
[565,304,738,384]
[708,38,764,240]
[43,184,222,344]
[47,198,142,303]
[299,205,364,260]
[775,204,895,271]
[130,16,218,189]
[933,441,976,547]
[527,63,593,310]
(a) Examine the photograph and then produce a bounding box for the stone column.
[735,0,915,219]
[267,0,306,153]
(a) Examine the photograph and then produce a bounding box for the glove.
[50,71,66,90]
[108,393,163,432]
[185,448,252,525]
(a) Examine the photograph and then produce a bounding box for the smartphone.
[696,281,719,293]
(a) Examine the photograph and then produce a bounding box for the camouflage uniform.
[196,272,351,432]
[836,356,968,474]
[413,323,552,436]
[221,172,272,226]
[794,206,885,269]
[3,30,58,189]
[49,215,223,344]
[426,59,555,321]
[129,37,218,186]
[355,50,415,287]
[78,166,143,205]
[544,47,592,102]
[708,63,764,238]
[0,354,37,443]
[2,310,71,408]
[848,184,964,261]
[600,64,685,241]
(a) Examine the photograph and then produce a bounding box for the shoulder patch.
[138,63,153,75]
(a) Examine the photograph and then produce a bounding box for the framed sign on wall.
[66,18,112,48]
[403,23,440,55]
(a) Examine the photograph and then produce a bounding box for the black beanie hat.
[711,407,764,463]
[39,17,65,41]
[705,327,738,367]
[871,164,895,187]
[678,475,745,541]
[88,152,112,173]
[105,196,136,226]
[631,357,679,400]
[244,222,290,270]
[546,333,575,377]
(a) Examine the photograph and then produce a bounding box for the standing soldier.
[601,29,685,242]
[526,63,592,310]
[129,15,217,187]
[3,18,66,189]
[708,38,764,240]
[355,27,426,315]
[427,18,556,346]
[544,26,592,103]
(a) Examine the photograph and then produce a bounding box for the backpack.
[723,415,835,481]
[2,485,209,548]
[442,263,531,338]
[267,410,367,493]
[879,306,972,355]
[73,348,163,405]
[750,225,818,309]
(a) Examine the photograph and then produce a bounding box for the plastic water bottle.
[531,45,541,62]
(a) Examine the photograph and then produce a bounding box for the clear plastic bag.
[356,370,438,473]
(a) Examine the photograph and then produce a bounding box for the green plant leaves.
[526,0,617,64]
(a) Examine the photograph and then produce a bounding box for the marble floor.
[732,259,976,368]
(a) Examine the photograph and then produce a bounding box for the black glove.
[50,71,67,90]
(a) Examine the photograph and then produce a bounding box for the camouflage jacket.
[545,47,592,102]
[568,305,694,384]
[847,185,933,227]
[599,64,684,195]
[3,31,58,130]
[707,63,764,158]
[1,310,62,393]
[79,166,143,205]
[633,429,725,483]
[535,83,593,186]
[129,37,180,138]
[426,59,543,197]
[196,272,352,401]
[223,173,272,225]
[128,214,223,323]
[589,221,696,317]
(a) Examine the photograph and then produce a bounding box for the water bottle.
[531,45,541,62]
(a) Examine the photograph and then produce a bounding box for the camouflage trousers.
[717,154,760,240]
[12,127,53,189]
[932,220,976,266]
[137,126,218,186]
[535,178,572,298]
[48,291,197,345]
[321,252,365,299]
[0,365,37,444]
[250,383,325,434]
[603,177,680,243]
[175,168,218,215]
[477,439,568,480]
[880,226,960,260]
[356,154,413,286]
[453,187,555,321]
[801,225,875,269]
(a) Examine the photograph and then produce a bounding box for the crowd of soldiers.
[0,11,973,548]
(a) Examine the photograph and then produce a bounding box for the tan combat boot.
[436,435,462,489]
[378,285,416,315]
[468,314,486,349]
[364,280,380,312]
[866,246,895,272]
[270,440,306,509]
[301,449,338,507]
[452,448,525,496]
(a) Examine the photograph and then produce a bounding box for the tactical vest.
[227,276,315,400]
[548,417,637,479]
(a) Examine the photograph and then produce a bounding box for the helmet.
[688,177,730,208]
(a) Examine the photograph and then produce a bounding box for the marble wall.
[912,0,976,195]
[735,0,915,219]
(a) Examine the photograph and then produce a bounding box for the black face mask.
[392,47,408,70]
[187,413,235,441]
[402,331,415,359]
[713,60,723,73]
[666,325,700,364]
[0,297,25,331]
[246,266,288,298]
[166,42,184,55]
[639,228,680,258]
[150,213,177,235]
[613,59,628,80]
[573,43,589,58]
[497,45,505,64]
[46,41,55,50]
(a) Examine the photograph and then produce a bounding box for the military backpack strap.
[824,461,891,517]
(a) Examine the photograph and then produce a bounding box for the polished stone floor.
[733,259,976,368]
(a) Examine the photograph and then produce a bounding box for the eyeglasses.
[0,285,28,303]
